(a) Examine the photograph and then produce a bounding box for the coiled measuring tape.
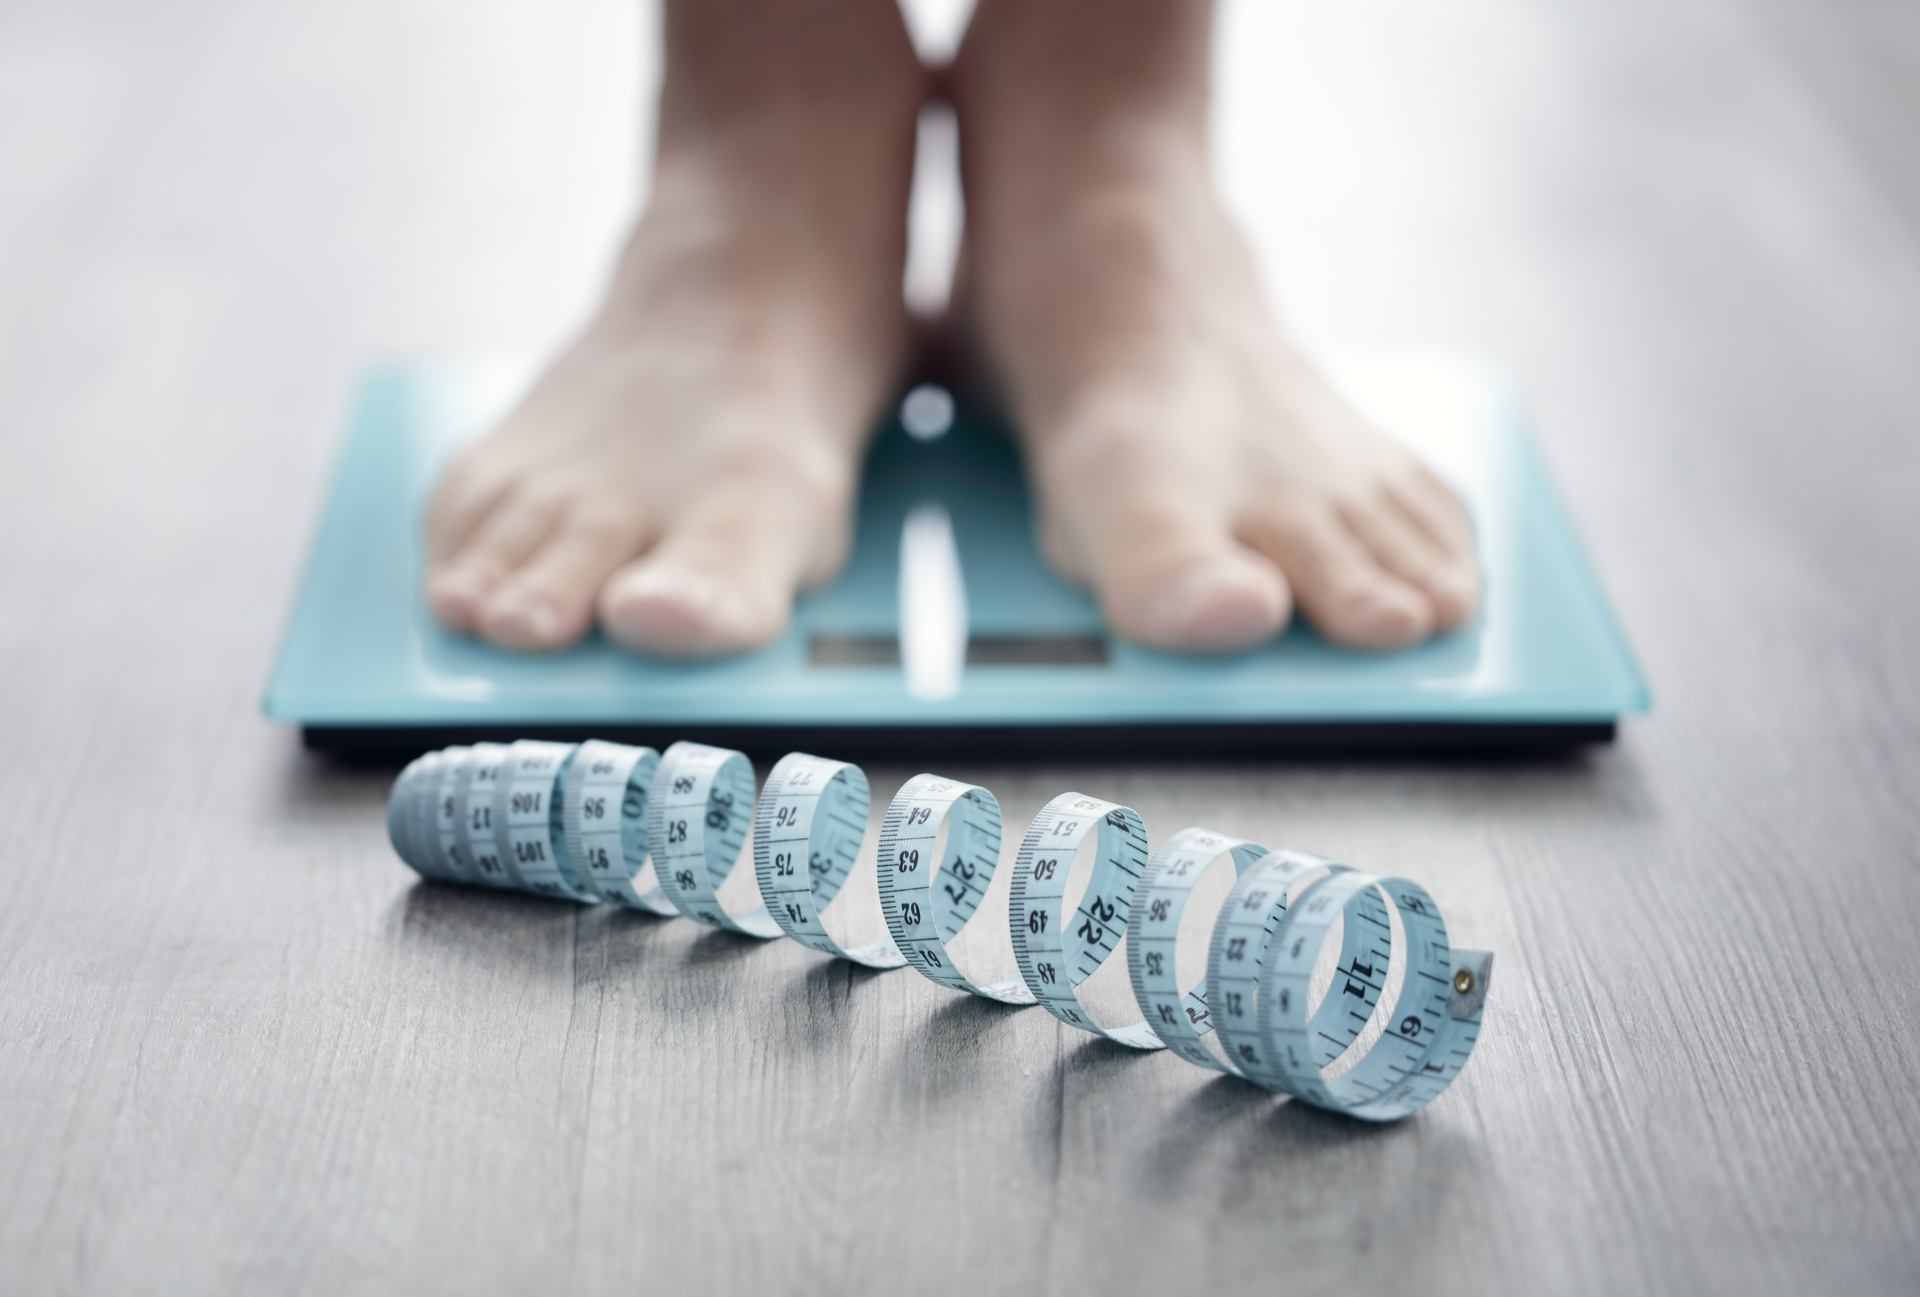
[388,739,1493,1121]
[562,739,670,912]
[753,753,904,968]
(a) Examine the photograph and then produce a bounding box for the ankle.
[643,4,928,277]
[950,0,1219,258]
[951,0,1214,135]
[658,0,928,144]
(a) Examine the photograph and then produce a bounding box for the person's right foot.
[424,0,925,656]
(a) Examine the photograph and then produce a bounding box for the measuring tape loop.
[753,753,902,968]
[388,754,437,877]
[452,742,515,887]
[1202,849,1380,1089]
[876,774,1024,1000]
[422,747,474,884]
[492,740,595,903]
[562,739,671,913]
[387,739,1490,1120]
[1125,827,1270,1069]
[1007,792,1156,1046]
[647,741,779,939]
[1254,871,1490,1121]
[414,752,459,882]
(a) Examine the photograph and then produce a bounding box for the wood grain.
[1,1,1916,1294]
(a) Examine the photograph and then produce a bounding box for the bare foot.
[425,0,924,655]
[948,0,1481,652]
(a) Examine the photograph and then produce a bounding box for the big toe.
[1046,492,1290,652]
[1250,505,1438,649]
[599,561,785,657]
[598,470,850,658]
[1117,550,1291,653]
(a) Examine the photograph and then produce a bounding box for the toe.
[1051,492,1290,652]
[422,452,515,631]
[1247,503,1435,648]
[476,509,649,651]
[1386,470,1481,629]
[599,563,772,657]
[1130,548,1291,653]
[599,463,849,657]
[425,487,562,632]
[1395,462,1477,551]
[1029,428,1289,652]
[424,565,494,633]
[1338,493,1481,631]
[425,450,515,564]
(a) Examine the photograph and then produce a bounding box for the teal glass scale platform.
[264,354,1648,757]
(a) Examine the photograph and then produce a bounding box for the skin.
[423,0,1480,658]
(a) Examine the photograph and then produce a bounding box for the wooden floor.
[3,1,1916,1293]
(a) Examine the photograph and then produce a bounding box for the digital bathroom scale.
[264,354,1648,758]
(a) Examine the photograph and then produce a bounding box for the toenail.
[1146,564,1217,636]
[1354,587,1416,627]
[429,567,489,611]
[614,566,759,639]
[1431,569,1480,613]
[488,591,559,643]
[675,574,758,637]
[1143,558,1274,646]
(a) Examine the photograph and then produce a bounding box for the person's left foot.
[946,0,1481,653]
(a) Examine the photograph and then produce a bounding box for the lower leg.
[951,0,1480,651]
[424,0,926,655]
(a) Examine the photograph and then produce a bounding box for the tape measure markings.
[753,753,903,968]
[454,742,511,887]
[1207,851,1380,1091]
[562,739,672,914]
[1124,827,1269,1070]
[427,747,475,885]
[876,774,1027,1001]
[489,740,591,903]
[1259,873,1425,1107]
[1255,871,1489,1121]
[387,740,1492,1121]
[1008,792,1157,1047]
[648,741,779,939]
